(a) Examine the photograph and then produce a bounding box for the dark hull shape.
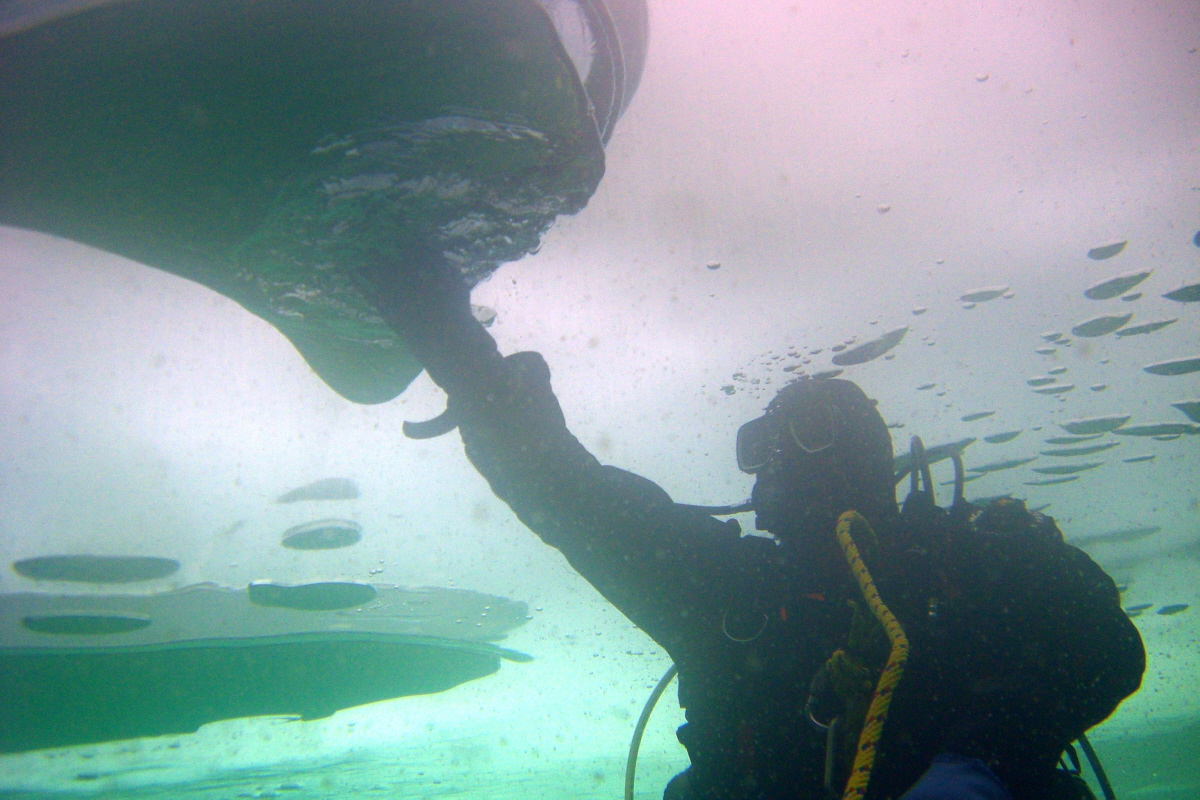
[1172,401,1200,423]
[248,581,378,611]
[959,286,1008,303]
[13,555,180,583]
[1143,356,1200,376]
[276,478,359,504]
[1032,462,1104,475]
[1084,269,1151,300]
[1162,283,1200,303]
[1114,319,1176,337]
[1033,384,1075,395]
[1039,442,1120,458]
[1071,313,1132,338]
[969,457,1038,473]
[1023,476,1079,486]
[939,474,984,486]
[1113,422,1200,437]
[1069,525,1160,547]
[1044,435,1102,444]
[281,519,362,550]
[0,583,529,753]
[0,0,647,404]
[830,326,908,366]
[1,635,506,753]
[1059,415,1130,436]
[1086,240,1127,260]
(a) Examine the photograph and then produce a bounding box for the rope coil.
[625,510,911,800]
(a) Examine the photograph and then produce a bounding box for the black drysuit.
[373,271,1145,800]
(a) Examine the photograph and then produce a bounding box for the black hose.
[909,446,920,495]
[1078,733,1117,800]
[949,450,966,509]
[676,500,754,516]
[625,664,679,800]
[909,436,934,504]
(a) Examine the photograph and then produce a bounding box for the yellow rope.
[834,510,910,800]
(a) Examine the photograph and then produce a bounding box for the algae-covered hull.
[0,0,647,402]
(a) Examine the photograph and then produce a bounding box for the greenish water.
[1,729,1197,800]
[0,753,685,800]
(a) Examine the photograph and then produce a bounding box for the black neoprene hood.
[749,378,898,535]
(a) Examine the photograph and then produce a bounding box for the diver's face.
[749,456,796,532]
[739,394,841,535]
[748,437,841,536]
[741,379,896,539]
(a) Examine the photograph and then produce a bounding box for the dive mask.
[736,399,838,473]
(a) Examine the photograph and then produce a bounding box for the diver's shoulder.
[968,496,1064,545]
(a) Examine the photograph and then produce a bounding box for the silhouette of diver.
[363,255,1144,800]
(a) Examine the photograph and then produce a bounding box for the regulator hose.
[624,663,679,800]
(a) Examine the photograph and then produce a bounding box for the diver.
[363,254,1145,800]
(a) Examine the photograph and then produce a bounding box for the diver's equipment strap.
[834,510,910,800]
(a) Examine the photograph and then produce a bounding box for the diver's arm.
[462,400,754,655]
[362,252,511,403]
[363,256,749,653]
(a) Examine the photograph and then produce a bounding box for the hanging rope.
[834,510,910,800]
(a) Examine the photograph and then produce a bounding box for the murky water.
[2,0,1199,798]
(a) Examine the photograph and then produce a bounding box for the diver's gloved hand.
[451,350,566,427]
[358,249,508,404]
[453,348,601,521]
[446,350,568,431]
[359,251,572,444]
[454,350,582,472]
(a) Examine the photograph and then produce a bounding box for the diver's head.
[739,377,897,539]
